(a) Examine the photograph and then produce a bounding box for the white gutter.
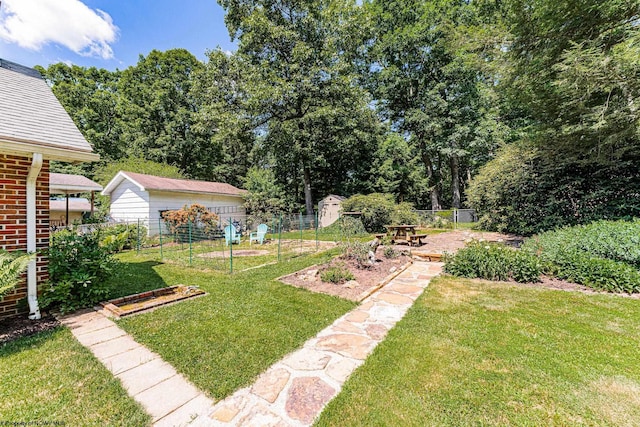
[26,153,42,320]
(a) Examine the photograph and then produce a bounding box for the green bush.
[41,230,117,313]
[341,193,418,233]
[383,246,399,259]
[99,223,147,251]
[521,220,640,293]
[444,241,541,283]
[0,250,34,298]
[344,241,371,268]
[320,264,355,284]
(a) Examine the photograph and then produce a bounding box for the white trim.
[26,153,42,320]
[0,139,99,163]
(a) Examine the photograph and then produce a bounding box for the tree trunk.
[303,164,314,215]
[450,154,461,208]
[421,152,441,210]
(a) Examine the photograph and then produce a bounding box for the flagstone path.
[60,261,442,426]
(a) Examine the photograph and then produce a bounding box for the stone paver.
[205,261,442,426]
[59,309,215,426]
[60,261,441,426]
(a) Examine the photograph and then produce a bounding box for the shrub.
[0,250,34,298]
[344,241,371,268]
[521,220,640,293]
[341,193,420,233]
[444,241,541,283]
[41,230,117,313]
[383,246,399,259]
[162,204,220,242]
[320,264,355,284]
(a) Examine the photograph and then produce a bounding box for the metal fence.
[54,208,475,272]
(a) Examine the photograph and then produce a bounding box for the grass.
[109,249,356,400]
[0,327,150,425]
[316,275,640,426]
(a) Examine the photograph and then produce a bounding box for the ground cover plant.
[0,327,150,425]
[109,249,356,400]
[522,220,640,293]
[316,276,640,426]
[444,240,541,283]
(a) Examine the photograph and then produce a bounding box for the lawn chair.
[224,225,241,245]
[249,224,269,245]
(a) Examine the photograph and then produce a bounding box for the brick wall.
[0,153,49,320]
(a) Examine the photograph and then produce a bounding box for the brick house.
[0,59,99,320]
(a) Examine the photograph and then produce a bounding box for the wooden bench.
[408,234,428,246]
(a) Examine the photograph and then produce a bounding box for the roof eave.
[0,138,99,163]
[147,188,246,198]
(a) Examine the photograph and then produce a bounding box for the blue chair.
[249,224,269,245]
[224,225,240,245]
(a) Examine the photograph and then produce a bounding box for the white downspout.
[27,153,42,320]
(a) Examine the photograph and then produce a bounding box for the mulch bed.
[0,313,60,345]
[279,252,412,301]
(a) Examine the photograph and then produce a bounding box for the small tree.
[162,204,219,236]
[0,251,35,298]
[243,167,289,224]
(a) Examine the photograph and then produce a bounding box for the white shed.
[318,195,345,228]
[101,171,246,235]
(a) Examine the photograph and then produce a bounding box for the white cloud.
[0,0,118,59]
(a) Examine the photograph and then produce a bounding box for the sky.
[0,0,236,71]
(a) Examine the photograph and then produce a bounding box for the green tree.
[118,49,211,178]
[217,0,381,214]
[93,157,185,186]
[242,167,290,221]
[367,0,506,208]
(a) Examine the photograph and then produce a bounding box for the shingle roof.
[50,173,103,194]
[50,198,92,212]
[0,59,98,161]
[102,171,246,197]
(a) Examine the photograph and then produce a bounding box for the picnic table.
[386,225,428,246]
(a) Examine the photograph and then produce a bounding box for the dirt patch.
[411,230,523,254]
[0,314,60,344]
[280,253,411,301]
[198,250,270,258]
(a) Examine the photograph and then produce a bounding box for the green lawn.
[316,276,640,426]
[0,328,150,426]
[110,249,356,400]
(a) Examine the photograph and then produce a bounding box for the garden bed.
[279,251,412,301]
[100,285,206,318]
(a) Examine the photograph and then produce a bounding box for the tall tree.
[218,0,381,213]
[367,0,505,208]
[118,49,210,178]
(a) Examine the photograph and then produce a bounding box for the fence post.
[159,218,163,260]
[228,217,233,274]
[315,211,319,251]
[278,214,283,262]
[189,219,193,267]
[137,218,141,254]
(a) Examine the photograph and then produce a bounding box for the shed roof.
[50,198,92,212]
[50,173,103,194]
[0,59,99,163]
[102,171,246,198]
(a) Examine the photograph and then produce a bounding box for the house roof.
[50,198,92,212]
[321,194,346,202]
[0,59,99,163]
[50,173,103,194]
[102,171,246,198]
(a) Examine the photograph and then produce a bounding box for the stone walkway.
[60,261,442,426]
[204,261,442,426]
[58,310,214,426]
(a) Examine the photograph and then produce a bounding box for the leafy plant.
[320,264,355,284]
[521,220,640,293]
[383,246,399,259]
[444,241,541,283]
[41,230,117,313]
[344,241,371,268]
[0,251,35,298]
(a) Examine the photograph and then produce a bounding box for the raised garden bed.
[100,285,205,318]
